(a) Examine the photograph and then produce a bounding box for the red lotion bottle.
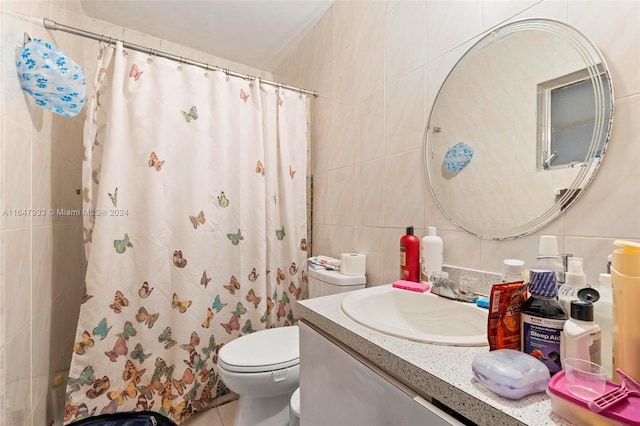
[400,226,420,282]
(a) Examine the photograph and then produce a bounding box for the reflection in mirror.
[537,66,611,169]
[425,19,613,240]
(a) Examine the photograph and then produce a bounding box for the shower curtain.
[64,42,310,424]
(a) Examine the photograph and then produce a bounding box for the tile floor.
[184,399,238,426]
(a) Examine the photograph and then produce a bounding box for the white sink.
[341,284,488,346]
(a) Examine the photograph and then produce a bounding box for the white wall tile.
[311,223,331,257]
[508,0,569,23]
[32,129,53,228]
[328,224,355,258]
[3,229,31,342]
[329,166,355,226]
[384,0,426,84]
[382,227,404,284]
[1,122,31,230]
[31,304,52,421]
[5,324,31,426]
[353,159,385,227]
[311,118,332,174]
[426,0,483,62]
[383,151,425,228]
[440,229,482,271]
[568,0,640,99]
[331,0,358,58]
[482,1,542,31]
[330,102,358,168]
[385,66,426,156]
[31,227,53,313]
[353,89,384,163]
[353,226,385,286]
[312,171,330,225]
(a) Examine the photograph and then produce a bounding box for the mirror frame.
[424,18,614,240]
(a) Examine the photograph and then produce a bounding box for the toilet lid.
[218,325,299,373]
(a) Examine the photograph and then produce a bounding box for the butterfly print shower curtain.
[65,42,310,424]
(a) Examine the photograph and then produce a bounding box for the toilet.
[217,263,366,426]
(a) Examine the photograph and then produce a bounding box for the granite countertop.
[295,288,574,426]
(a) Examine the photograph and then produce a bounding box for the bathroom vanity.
[295,291,573,426]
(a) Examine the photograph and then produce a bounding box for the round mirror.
[425,19,613,240]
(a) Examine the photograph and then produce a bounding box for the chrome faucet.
[535,253,572,284]
[430,272,478,303]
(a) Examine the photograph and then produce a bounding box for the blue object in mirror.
[443,142,474,174]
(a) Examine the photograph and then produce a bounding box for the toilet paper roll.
[341,253,366,276]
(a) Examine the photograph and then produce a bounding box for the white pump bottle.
[558,257,586,312]
[420,226,443,283]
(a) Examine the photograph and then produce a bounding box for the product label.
[488,282,527,351]
[589,332,602,365]
[521,314,566,375]
[400,251,407,279]
[558,286,579,311]
[420,262,429,282]
[558,286,578,300]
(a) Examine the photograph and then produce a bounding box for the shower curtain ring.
[99,35,105,43]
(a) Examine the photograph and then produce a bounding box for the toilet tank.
[307,267,366,298]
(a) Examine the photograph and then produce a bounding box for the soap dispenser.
[558,257,587,312]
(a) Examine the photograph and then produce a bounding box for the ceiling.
[80,1,333,72]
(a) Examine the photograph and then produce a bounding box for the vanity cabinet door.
[299,321,464,426]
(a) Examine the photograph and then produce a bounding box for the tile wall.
[0,2,271,424]
[274,0,640,288]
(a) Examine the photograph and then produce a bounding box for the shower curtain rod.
[42,18,318,97]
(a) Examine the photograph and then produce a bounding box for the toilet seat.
[218,325,299,373]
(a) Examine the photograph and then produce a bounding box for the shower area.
[1,5,317,426]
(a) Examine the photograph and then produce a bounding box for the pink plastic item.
[589,369,640,413]
[547,371,640,426]
[392,280,430,293]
